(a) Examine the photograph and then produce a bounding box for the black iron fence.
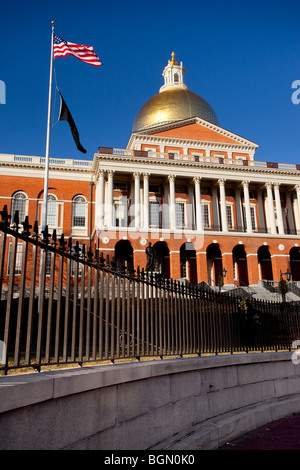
[1,205,300,375]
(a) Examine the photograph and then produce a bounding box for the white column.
[296,185,300,220]
[163,182,169,229]
[274,182,284,234]
[168,174,176,230]
[193,177,203,232]
[286,190,295,234]
[293,196,300,234]
[107,170,114,228]
[188,184,194,229]
[257,189,266,233]
[212,185,220,230]
[266,182,276,234]
[235,187,243,231]
[96,169,105,228]
[218,178,228,232]
[133,172,141,229]
[242,180,252,233]
[143,173,149,230]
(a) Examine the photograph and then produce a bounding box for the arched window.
[11,191,27,223]
[174,73,179,83]
[72,195,87,227]
[47,194,58,226]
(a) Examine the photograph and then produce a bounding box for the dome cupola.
[132,53,219,133]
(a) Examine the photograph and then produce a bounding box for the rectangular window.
[73,205,86,227]
[7,243,23,275]
[202,203,210,228]
[226,205,233,230]
[250,206,256,230]
[176,202,185,228]
[11,193,27,224]
[114,202,127,227]
[149,201,160,227]
[47,197,57,226]
[244,205,257,231]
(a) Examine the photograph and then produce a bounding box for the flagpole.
[38,21,55,313]
[42,20,55,231]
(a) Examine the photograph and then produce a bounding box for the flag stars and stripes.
[53,34,102,67]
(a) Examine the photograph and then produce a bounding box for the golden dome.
[132,87,219,133]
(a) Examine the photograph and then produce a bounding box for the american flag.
[53,34,102,67]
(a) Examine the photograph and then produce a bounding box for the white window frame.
[226,203,234,230]
[38,194,63,234]
[71,195,88,236]
[175,199,186,228]
[201,201,211,229]
[113,197,128,228]
[11,191,28,225]
[149,197,161,228]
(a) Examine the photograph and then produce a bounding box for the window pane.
[149,201,160,226]
[72,196,86,227]
[114,202,126,227]
[176,202,185,228]
[226,205,233,229]
[11,192,26,223]
[250,206,256,230]
[47,195,57,226]
[202,204,210,228]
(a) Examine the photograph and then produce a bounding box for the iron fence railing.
[1,204,300,375]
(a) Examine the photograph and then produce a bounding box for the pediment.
[134,117,258,148]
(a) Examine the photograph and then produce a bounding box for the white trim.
[271,254,289,257]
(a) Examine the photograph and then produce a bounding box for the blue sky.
[1,0,300,164]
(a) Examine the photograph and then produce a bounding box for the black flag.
[58,92,87,154]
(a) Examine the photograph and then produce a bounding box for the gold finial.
[170,52,178,65]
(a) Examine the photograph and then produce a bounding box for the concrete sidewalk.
[218,413,300,450]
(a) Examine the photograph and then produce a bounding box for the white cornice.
[95,154,300,180]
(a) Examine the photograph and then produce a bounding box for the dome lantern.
[159,52,189,93]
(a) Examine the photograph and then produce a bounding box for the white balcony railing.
[0,149,299,173]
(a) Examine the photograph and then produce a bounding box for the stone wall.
[0,352,300,450]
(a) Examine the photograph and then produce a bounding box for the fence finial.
[22,216,32,236]
[0,205,10,227]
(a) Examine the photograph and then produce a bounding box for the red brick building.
[1,53,300,288]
